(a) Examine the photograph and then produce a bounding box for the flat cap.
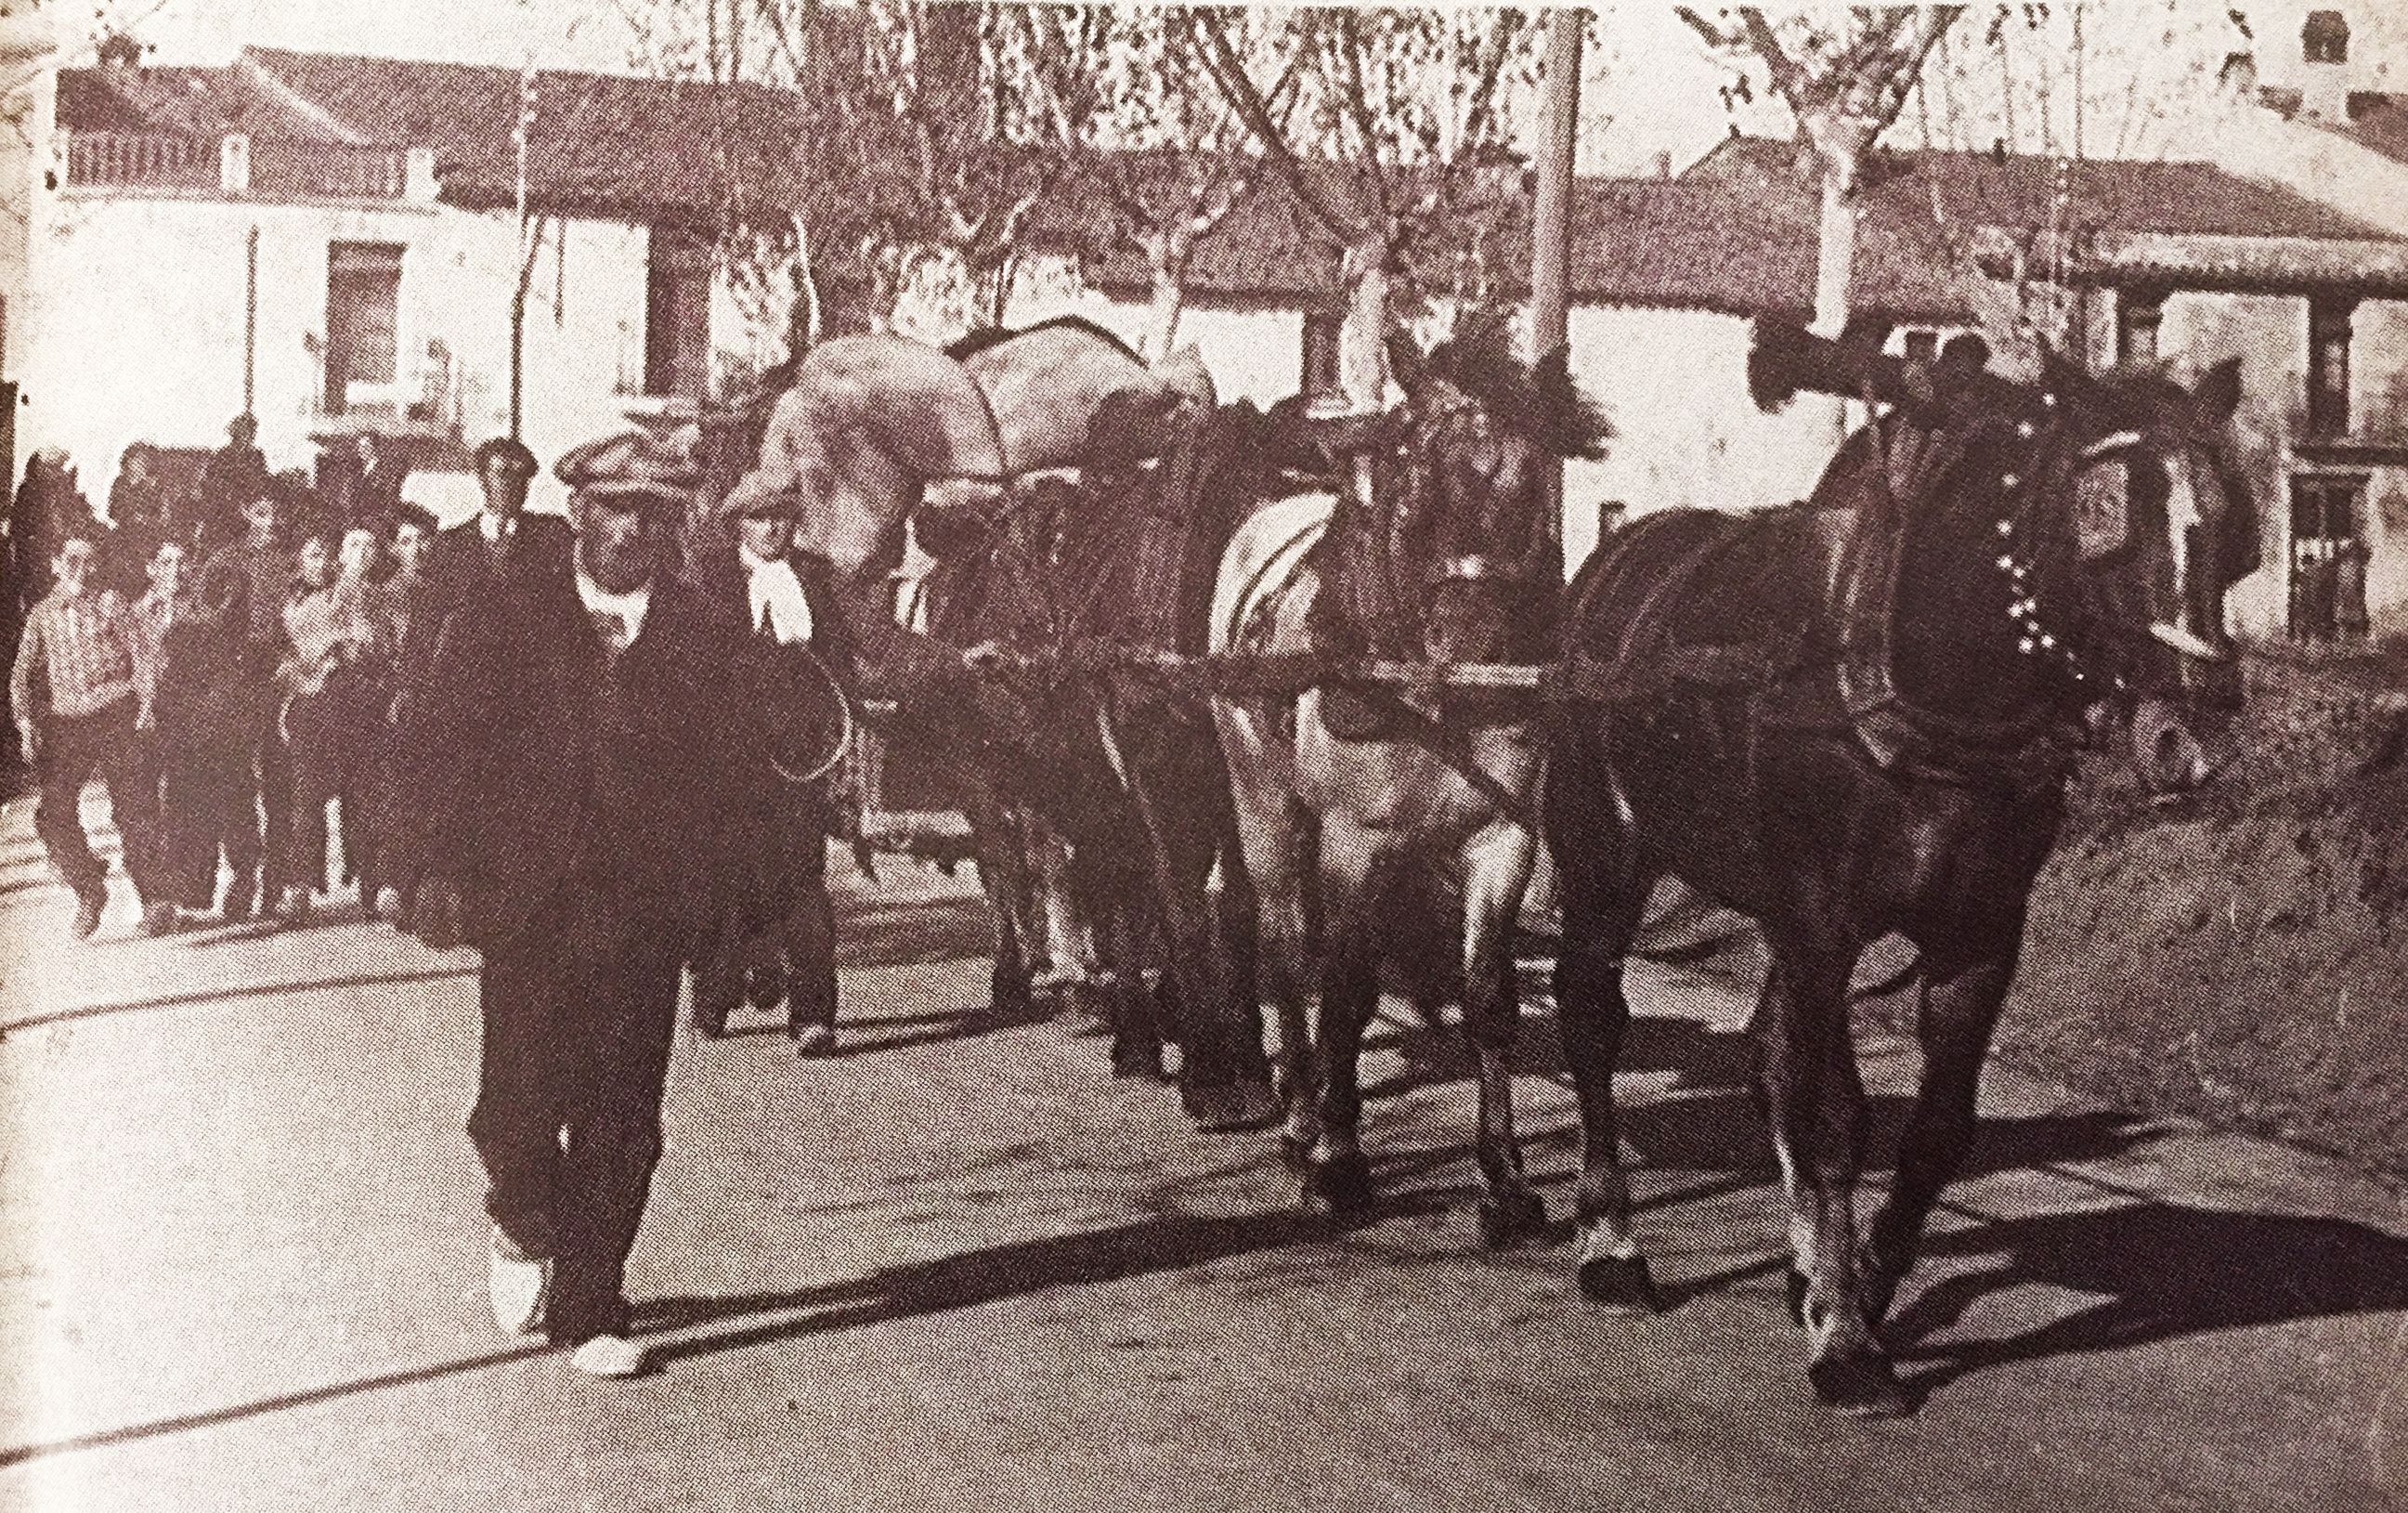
[471,436,540,477]
[553,430,700,510]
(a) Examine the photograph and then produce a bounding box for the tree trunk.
[1802,113,1877,339]
[1143,233,1190,364]
[1339,239,1389,411]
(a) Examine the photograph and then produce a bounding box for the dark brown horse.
[915,382,1292,1126]
[1544,329,2247,1415]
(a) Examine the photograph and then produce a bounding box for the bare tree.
[1679,5,1964,337]
[618,1,1107,344]
[999,4,1293,361]
[1186,5,1542,408]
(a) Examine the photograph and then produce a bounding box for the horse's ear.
[1386,333,1431,399]
[2193,356,2245,429]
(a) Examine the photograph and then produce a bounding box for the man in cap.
[389,429,786,1379]
[688,478,851,1053]
[386,436,569,927]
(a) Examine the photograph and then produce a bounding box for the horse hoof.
[1184,1078,1281,1133]
[1578,1255,1664,1313]
[1278,1132,1314,1171]
[988,981,1034,1021]
[1302,1154,1375,1215]
[1477,1189,1547,1250]
[1112,1039,1166,1080]
[1784,1268,1811,1329]
[1808,1350,1912,1419]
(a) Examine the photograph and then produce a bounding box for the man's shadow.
[633,1202,1379,1367]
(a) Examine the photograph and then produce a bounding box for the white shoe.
[568,1334,645,1378]
[488,1228,553,1338]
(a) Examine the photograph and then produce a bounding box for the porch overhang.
[2068,231,2408,298]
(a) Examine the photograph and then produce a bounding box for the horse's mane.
[1424,319,1613,462]
[945,314,1145,366]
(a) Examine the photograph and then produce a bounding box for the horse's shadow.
[1889,1200,2408,1402]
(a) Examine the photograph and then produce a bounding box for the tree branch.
[1182,6,1364,246]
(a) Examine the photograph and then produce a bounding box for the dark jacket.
[393,512,573,721]
[391,563,782,952]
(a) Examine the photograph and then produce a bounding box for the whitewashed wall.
[2156,288,2408,640]
[21,191,679,520]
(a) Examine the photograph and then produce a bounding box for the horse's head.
[1991,351,2251,791]
[1347,325,1608,663]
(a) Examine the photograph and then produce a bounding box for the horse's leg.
[1462,819,1544,1249]
[964,789,1035,1019]
[1220,750,1315,1162]
[1860,943,2017,1329]
[1038,825,1110,1024]
[1553,848,1663,1311]
[1116,702,1275,1131]
[1756,934,1903,1415]
[1302,827,1381,1213]
[1103,888,1166,1080]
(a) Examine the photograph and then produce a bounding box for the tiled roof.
[1061,156,1975,322]
[1683,135,2397,243]
[54,50,2402,314]
[2255,86,2408,170]
[56,61,333,141]
[243,48,809,219]
[58,46,818,222]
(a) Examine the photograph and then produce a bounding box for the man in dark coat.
[390,428,785,1378]
[385,436,569,923]
[687,483,853,1052]
[196,414,270,554]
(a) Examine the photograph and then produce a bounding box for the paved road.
[3,790,2405,1513]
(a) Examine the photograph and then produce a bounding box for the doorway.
[2287,473,2369,642]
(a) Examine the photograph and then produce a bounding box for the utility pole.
[510,57,534,441]
[1529,7,1583,581]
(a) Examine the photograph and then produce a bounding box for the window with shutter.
[2307,296,2353,438]
[325,243,404,414]
[645,227,713,400]
[1301,311,1342,407]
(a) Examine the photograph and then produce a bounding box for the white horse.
[1208,333,1608,1243]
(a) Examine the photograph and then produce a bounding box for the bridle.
[1984,393,2234,712]
[1340,384,1552,658]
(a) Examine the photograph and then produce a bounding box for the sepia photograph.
[0,0,2404,1507]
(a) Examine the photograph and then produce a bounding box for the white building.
[19,46,803,517]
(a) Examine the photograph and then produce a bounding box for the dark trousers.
[158,719,265,910]
[284,675,385,896]
[33,700,161,905]
[467,884,687,1344]
[695,793,836,1037]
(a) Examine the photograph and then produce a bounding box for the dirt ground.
[2004,649,2408,1183]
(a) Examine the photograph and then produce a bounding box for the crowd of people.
[7,411,851,1380]
[4,415,448,936]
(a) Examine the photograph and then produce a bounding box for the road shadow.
[0,964,478,1037]
[0,1340,553,1468]
[1892,1200,2408,1408]
[638,1202,1378,1366]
